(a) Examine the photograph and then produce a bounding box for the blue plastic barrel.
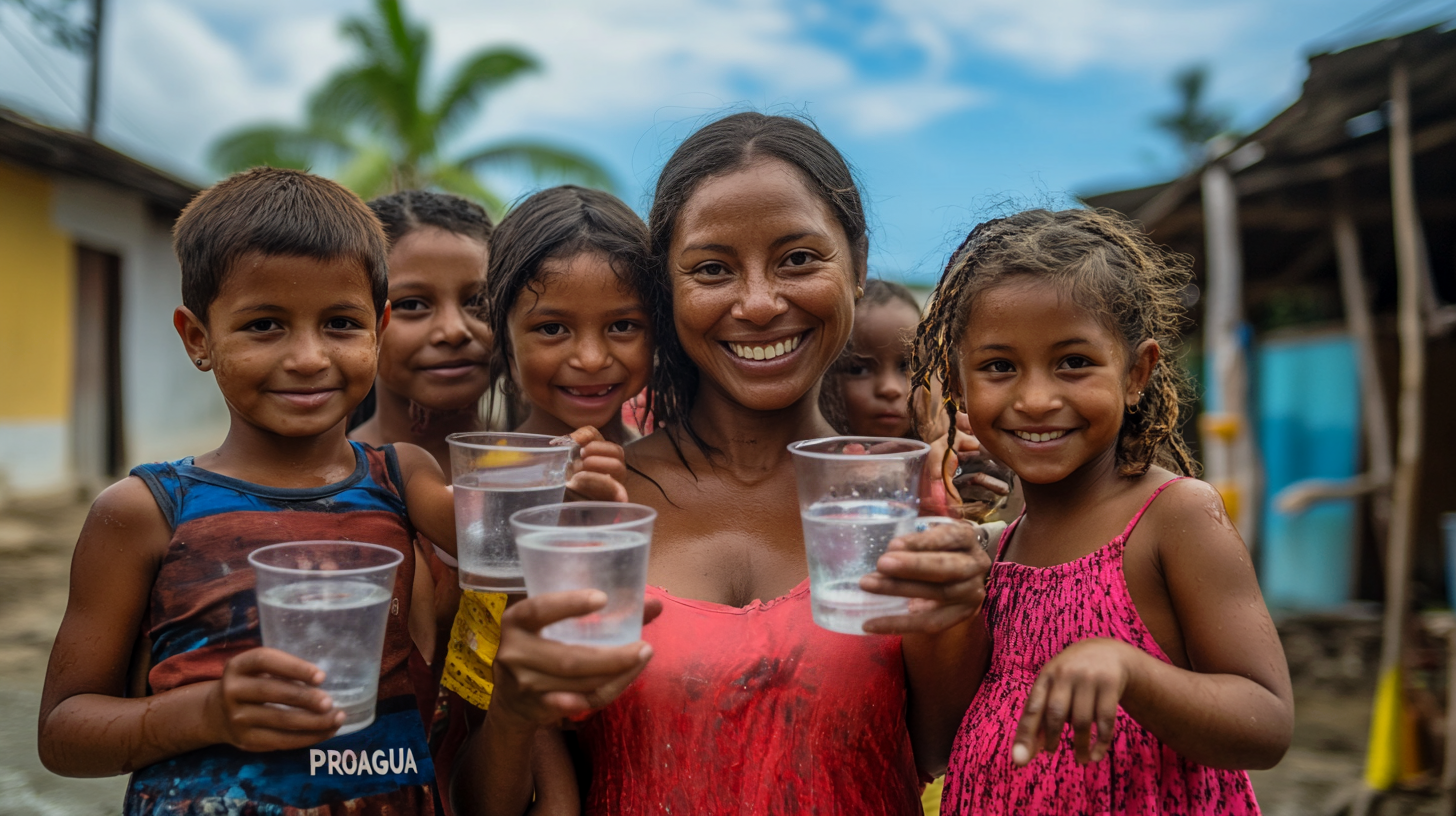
[1445,513,1456,609]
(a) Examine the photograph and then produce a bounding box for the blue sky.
[0,0,1440,283]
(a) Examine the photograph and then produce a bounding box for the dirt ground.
[0,495,1444,815]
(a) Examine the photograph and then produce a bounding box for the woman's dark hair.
[643,112,868,455]
[483,185,651,416]
[369,189,493,249]
[819,279,922,434]
[910,208,1197,477]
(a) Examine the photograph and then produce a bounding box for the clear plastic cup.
[788,436,931,635]
[510,502,656,646]
[249,541,403,735]
[447,432,578,592]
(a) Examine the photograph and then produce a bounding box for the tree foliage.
[2,0,93,52]
[1152,65,1235,169]
[209,0,611,211]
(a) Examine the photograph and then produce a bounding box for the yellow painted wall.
[0,161,72,419]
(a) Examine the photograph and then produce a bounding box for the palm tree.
[209,0,611,211]
[1152,65,1235,170]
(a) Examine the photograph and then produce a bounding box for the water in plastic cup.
[788,436,930,635]
[448,432,577,593]
[511,502,655,646]
[249,541,402,735]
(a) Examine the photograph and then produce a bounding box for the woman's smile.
[724,331,805,361]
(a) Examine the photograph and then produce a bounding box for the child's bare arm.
[1013,479,1293,770]
[526,729,580,816]
[860,521,992,775]
[38,478,342,777]
[395,443,459,556]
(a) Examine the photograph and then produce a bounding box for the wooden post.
[84,0,105,138]
[1200,160,1257,540]
[1332,197,1394,546]
[1365,59,1428,793]
[1381,60,1426,674]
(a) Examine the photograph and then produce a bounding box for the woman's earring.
[194,358,205,369]
[854,286,864,300]
[1127,390,1144,414]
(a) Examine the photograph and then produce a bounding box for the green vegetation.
[1152,65,1235,169]
[209,0,611,212]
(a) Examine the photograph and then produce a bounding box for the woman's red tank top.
[577,578,923,815]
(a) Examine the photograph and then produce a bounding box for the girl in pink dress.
[911,209,1293,815]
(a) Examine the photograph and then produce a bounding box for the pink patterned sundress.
[942,478,1261,815]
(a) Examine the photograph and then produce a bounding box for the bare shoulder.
[624,431,688,481]
[79,476,172,560]
[392,442,445,481]
[1141,475,1256,579]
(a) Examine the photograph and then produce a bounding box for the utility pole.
[83,0,104,138]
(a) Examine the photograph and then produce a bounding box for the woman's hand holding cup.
[859,520,991,635]
[489,590,661,730]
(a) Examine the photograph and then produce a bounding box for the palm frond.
[456,141,615,191]
[337,144,399,200]
[432,47,538,139]
[309,67,404,144]
[208,124,347,175]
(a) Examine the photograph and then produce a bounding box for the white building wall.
[50,178,228,475]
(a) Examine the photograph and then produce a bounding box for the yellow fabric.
[440,590,508,710]
[921,776,943,815]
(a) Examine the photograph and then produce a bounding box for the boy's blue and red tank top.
[124,441,437,816]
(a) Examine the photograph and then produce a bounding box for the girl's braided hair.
[910,208,1198,478]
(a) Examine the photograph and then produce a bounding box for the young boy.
[37,168,626,814]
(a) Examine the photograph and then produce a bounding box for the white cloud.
[422,0,974,140]
[878,0,1254,75]
[827,82,987,136]
[0,0,1265,182]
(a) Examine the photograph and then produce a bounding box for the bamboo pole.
[1200,160,1256,539]
[1332,201,1395,494]
[1365,59,1428,792]
[1382,60,1425,674]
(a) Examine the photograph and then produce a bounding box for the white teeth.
[566,386,613,397]
[730,334,803,361]
[1015,430,1067,443]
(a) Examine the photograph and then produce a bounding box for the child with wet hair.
[483,185,653,445]
[441,185,652,812]
[912,209,1291,815]
[39,168,463,814]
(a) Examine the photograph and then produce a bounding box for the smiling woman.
[455,113,994,816]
